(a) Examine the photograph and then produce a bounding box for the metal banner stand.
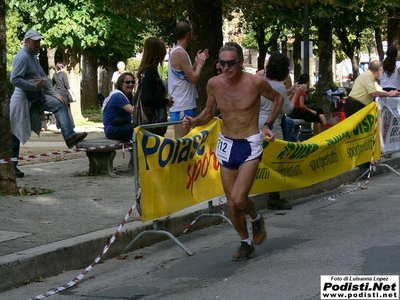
[356,99,400,182]
[121,122,193,256]
[376,162,400,177]
[356,158,400,182]
[183,199,233,234]
[121,219,193,256]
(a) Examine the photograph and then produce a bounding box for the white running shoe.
[47,124,61,132]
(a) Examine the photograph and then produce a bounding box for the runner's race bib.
[216,135,233,161]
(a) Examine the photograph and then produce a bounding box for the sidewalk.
[1,125,399,292]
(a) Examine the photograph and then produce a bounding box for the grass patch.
[82,107,102,123]
[75,118,101,126]
[0,187,55,196]
[82,107,101,115]
[18,187,54,195]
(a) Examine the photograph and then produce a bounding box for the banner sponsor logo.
[377,97,400,153]
[137,104,380,222]
[141,130,210,170]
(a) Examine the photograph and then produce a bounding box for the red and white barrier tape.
[0,140,133,298]
[28,203,136,300]
[318,182,363,202]
[0,143,132,164]
[183,197,228,234]
[365,104,380,182]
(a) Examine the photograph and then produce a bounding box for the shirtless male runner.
[183,42,283,260]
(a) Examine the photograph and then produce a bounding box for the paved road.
[2,171,399,300]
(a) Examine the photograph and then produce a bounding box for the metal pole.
[304,1,309,75]
[299,1,314,140]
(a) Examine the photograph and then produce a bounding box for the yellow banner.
[136,103,381,222]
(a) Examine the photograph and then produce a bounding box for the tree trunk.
[350,55,360,79]
[335,24,361,79]
[253,23,268,71]
[47,47,57,79]
[69,63,85,121]
[0,0,18,193]
[253,24,281,71]
[317,22,334,114]
[187,0,223,111]
[281,39,288,58]
[387,7,400,48]
[293,31,302,80]
[98,64,112,99]
[81,49,99,110]
[374,27,384,61]
[65,48,84,121]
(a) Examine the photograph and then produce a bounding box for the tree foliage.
[7,0,149,109]
[321,0,399,78]
[3,0,400,115]
[7,0,145,66]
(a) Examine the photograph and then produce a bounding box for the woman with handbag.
[134,37,174,136]
[102,72,136,141]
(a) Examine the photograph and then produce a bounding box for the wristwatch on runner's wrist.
[264,122,273,130]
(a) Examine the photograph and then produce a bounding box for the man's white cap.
[24,29,43,41]
[117,61,125,69]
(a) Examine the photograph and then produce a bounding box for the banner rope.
[27,203,136,300]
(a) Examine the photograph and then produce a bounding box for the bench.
[43,111,53,130]
[291,119,314,140]
[76,137,132,176]
[292,119,308,126]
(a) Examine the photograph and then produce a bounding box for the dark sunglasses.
[124,80,135,84]
[219,58,241,68]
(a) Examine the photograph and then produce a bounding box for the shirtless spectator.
[168,20,209,138]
